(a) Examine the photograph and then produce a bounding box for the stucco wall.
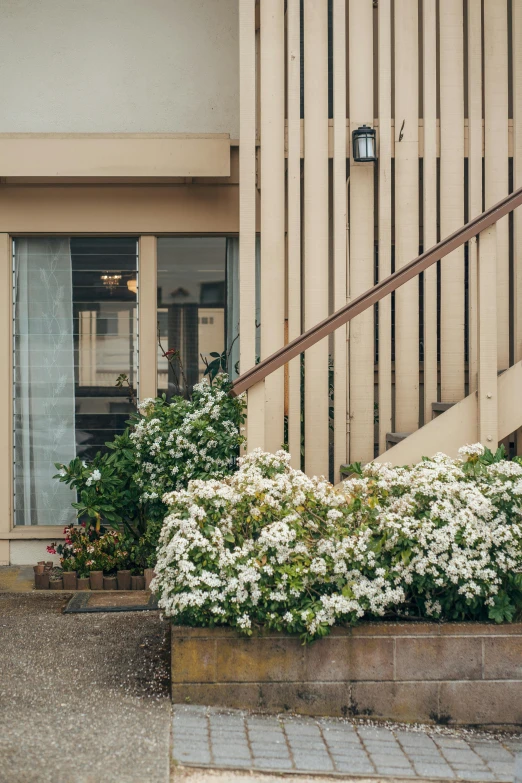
[0,0,238,136]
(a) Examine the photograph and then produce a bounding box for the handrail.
[231,185,522,397]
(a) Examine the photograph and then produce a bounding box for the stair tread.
[386,432,412,443]
[431,401,455,411]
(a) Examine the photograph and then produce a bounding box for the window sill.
[1,526,67,540]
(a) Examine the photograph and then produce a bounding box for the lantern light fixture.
[352,125,377,163]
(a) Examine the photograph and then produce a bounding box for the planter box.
[171,622,522,726]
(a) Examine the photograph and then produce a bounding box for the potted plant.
[61,555,77,590]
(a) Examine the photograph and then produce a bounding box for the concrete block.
[439,681,522,725]
[483,636,522,679]
[351,681,439,723]
[396,636,482,680]
[304,636,394,681]
[171,637,216,683]
[216,637,305,682]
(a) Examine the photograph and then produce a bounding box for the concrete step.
[385,432,412,448]
[431,401,455,417]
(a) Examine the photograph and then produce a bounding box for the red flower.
[46,545,56,555]
[163,348,179,358]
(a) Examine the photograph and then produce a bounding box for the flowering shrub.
[54,375,245,567]
[48,525,129,576]
[152,445,522,641]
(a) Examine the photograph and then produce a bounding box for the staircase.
[371,359,522,467]
[232,188,522,475]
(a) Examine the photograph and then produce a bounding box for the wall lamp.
[352,125,377,162]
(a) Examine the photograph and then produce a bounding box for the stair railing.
[231,186,522,450]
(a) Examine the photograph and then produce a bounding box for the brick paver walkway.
[172,705,522,781]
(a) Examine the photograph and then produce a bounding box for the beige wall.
[0,0,239,137]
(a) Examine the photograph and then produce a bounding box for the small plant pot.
[62,571,77,590]
[89,571,104,590]
[131,575,145,590]
[34,564,45,575]
[35,573,50,590]
[77,577,90,590]
[103,576,118,590]
[50,578,63,590]
[144,568,156,591]
[45,561,54,569]
[37,560,45,566]
[117,570,131,591]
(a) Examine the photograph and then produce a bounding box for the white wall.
[0,0,238,136]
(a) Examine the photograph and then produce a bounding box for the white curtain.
[14,238,76,526]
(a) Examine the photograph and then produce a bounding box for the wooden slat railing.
[231,186,522,398]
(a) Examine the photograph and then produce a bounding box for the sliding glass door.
[13,237,138,526]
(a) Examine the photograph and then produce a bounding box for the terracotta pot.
[62,571,77,590]
[50,578,63,590]
[117,570,131,591]
[37,560,45,566]
[45,561,53,569]
[89,571,103,590]
[103,576,117,590]
[35,573,50,590]
[34,564,44,575]
[144,568,156,591]
[77,577,90,590]
[131,575,145,590]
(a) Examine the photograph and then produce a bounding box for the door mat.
[64,590,158,613]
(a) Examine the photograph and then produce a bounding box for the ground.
[0,584,521,783]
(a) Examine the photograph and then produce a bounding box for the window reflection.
[157,237,229,400]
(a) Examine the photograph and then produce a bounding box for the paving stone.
[334,759,376,774]
[472,746,514,762]
[289,754,334,771]
[252,757,293,770]
[374,765,416,776]
[453,772,496,781]
[435,737,471,748]
[441,749,485,764]
[250,744,289,758]
[485,760,515,774]
[369,753,411,767]
[175,748,212,764]
[210,756,251,767]
[412,760,456,778]
[396,731,439,748]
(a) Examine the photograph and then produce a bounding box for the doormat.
[64,590,158,614]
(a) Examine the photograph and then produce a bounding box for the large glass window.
[157,237,239,399]
[13,237,138,526]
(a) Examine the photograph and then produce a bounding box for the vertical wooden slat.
[394,0,419,433]
[287,0,301,469]
[467,0,483,393]
[333,0,348,479]
[303,0,329,476]
[484,0,509,371]
[349,0,375,464]
[514,0,522,455]
[260,0,285,453]
[378,0,392,452]
[239,0,263,450]
[0,234,12,562]
[138,235,157,401]
[423,0,438,421]
[439,0,465,403]
[477,225,498,446]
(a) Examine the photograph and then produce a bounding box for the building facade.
[1,0,521,564]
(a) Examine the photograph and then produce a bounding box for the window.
[13,237,138,526]
[157,237,239,399]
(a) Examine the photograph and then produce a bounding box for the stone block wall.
[171,623,522,726]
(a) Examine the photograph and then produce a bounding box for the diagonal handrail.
[231,185,522,397]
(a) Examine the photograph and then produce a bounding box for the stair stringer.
[373,360,522,467]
